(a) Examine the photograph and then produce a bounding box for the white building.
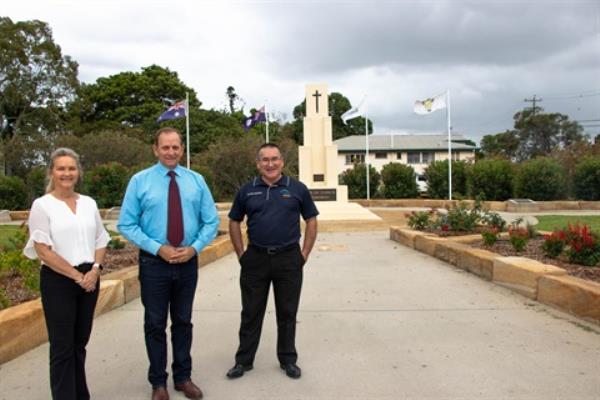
[334,133,478,175]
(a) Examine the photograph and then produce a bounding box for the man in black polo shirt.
[226,143,318,380]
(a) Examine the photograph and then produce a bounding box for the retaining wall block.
[95,280,125,317]
[493,257,566,299]
[0,299,47,365]
[456,247,499,280]
[538,275,600,323]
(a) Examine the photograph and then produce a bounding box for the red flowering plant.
[508,223,530,252]
[481,226,499,247]
[565,223,600,267]
[541,229,567,258]
[406,209,435,231]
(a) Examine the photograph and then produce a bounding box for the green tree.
[0,17,79,176]
[380,163,418,198]
[83,162,130,208]
[69,65,199,139]
[0,175,28,210]
[573,157,600,200]
[288,92,372,144]
[192,134,298,201]
[340,164,380,199]
[512,108,586,161]
[54,131,155,170]
[424,160,468,199]
[225,86,243,114]
[467,158,514,201]
[480,130,519,159]
[514,157,566,200]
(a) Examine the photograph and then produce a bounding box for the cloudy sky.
[4,0,599,143]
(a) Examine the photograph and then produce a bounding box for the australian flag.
[157,101,187,123]
[243,106,266,132]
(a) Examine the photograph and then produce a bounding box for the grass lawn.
[0,225,21,249]
[535,215,600,233]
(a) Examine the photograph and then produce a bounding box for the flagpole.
[365,111,370,201]
[446,89,452,201]
[265,102,269,143]
[185,92,190,169]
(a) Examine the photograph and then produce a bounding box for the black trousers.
[138,250,198,388]
[234,244,304,366]
[40,264,99,400]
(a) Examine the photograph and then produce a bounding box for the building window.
[422,152,435,164]
[407,152,420,164]
[396,152,402,160]
[375,152,387,159]
[345,154,365,165]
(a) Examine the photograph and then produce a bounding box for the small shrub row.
[542,224,600,267]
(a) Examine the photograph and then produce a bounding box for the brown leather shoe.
[174,380,203,399]
[151,386,169,400]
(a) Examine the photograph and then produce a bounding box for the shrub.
[0,225,40,309]
[406,210,434,230]
[542,229,567,258]
[573,157,600,200]
[380,163,419,198]
[514,157,566,201]
[0,176,28,210]
[565,223,600,266]
[108,237,126,250]
[481,211,506,231]
[508,227,529,252]
[340,163,381,199]
[26,166,46,206]
[467,158,514,201]
[84,162,130,208]
[481,228,499,246]
[440,200,481,232]
[424,160,468,199]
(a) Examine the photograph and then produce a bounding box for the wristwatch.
[92,262,103,271]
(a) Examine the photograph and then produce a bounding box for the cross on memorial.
[312,90,322,113]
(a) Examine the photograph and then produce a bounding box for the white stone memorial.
[299,83,379,221]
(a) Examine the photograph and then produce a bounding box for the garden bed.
[471,237,600,284]
[0,243,139,310]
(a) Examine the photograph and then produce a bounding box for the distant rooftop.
[334,133,478,152]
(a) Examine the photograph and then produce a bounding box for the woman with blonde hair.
[24,147,110,400]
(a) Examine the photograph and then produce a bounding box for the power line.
[524,94,542,115]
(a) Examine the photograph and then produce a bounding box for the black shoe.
[280,363,301,379]
[226,364,253,379]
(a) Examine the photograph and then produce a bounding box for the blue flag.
[243,106,266,132]
[157,101,187,123]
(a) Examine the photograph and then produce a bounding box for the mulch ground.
[471,236,600,283]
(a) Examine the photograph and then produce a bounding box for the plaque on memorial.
[313,174,324,182]
[309,188,337,201]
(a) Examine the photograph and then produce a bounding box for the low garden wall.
[0,234,234,365]
[389,226,600,325]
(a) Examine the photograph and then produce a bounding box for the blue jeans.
[138,251,198,388]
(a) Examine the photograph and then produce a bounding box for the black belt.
[42,263,93,273]
[250,243,298,255]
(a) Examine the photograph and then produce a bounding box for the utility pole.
[524,94,543,115]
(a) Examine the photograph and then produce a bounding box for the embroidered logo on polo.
[246,191,262,197]
[280,189,292,199]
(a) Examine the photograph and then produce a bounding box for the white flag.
[341,96,366,125]
[414,92,447,115]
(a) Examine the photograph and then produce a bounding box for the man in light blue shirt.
[118,127,218,400]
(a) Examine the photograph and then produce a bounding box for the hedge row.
[340,156,600,201]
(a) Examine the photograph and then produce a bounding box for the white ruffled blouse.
[23,194,110,267]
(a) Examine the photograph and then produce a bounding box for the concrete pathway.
[1,231,600,399]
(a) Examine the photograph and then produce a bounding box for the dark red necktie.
[167,171,184,247]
